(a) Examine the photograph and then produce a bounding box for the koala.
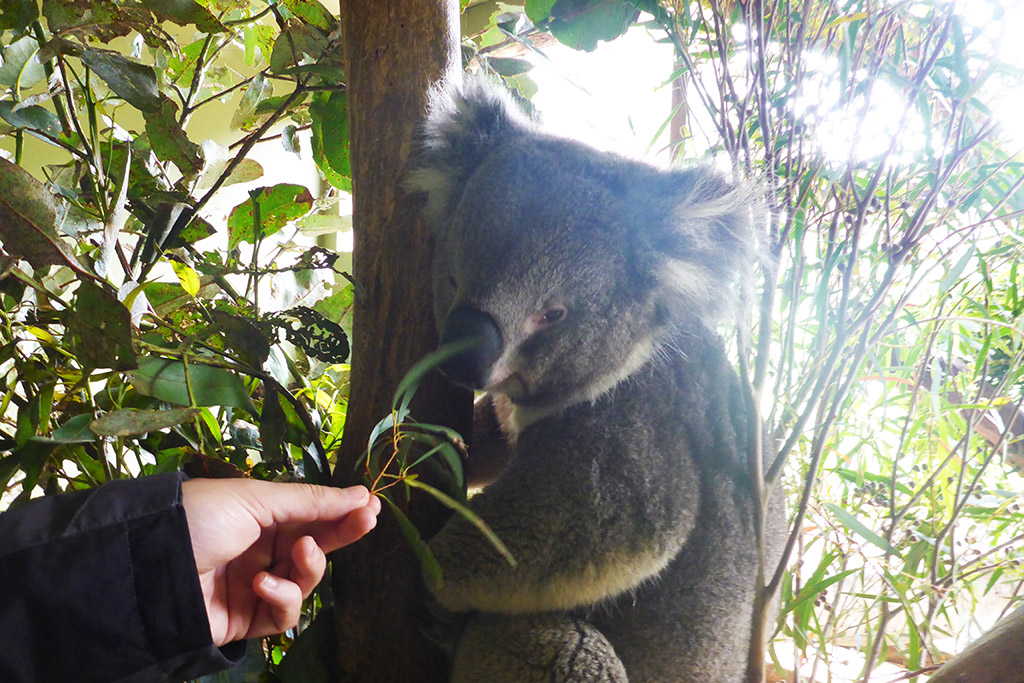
[406,78,786,683]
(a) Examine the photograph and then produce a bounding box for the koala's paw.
[451,613,628,683]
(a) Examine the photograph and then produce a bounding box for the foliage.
[4,0,1023,681]
[0,0,361,679]
[510,0,1024,679]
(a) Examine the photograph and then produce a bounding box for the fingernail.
[261,573,279,590]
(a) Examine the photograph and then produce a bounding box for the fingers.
[290,536,327,598]
[242,480,375,528]
[310,503,380,554]
[253,572,304,634]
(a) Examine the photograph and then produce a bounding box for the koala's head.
[407,78,756,411]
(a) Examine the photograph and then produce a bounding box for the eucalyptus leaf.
[405,477,516,568]
[51,40,162,113]
[147,0,226,33]
[145,97,203,177]
[0,36,44,91]
[67,281,137,371]
[46,414,97,443]
[226,183,315,249]
[230,72,272,131]
[524,0,556,23]
[269,25,327,73]
[380,494,445,592]
[825,502,902,557]
[128,357,257,412]
[0,0,37,32]
[90,407,201,437]
[546,0,639,51]
[310,91,351,192]
[280,0,334,31]
[0,157,89,275]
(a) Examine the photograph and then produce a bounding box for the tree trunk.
[928,603,1024,683]
[330,2,470,682]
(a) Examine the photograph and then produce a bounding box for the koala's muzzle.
[438,307,502,390]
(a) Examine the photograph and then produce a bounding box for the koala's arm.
[465,394,515,489]
[429,404,701,615]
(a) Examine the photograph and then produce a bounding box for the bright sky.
[527,4,1024,163]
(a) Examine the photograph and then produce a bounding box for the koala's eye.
[540,307,566,325]
[527,305,567,334]
[447,274,457,289]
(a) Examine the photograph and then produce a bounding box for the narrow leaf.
[405,477,517,568]
[825,502,902,557]
[380,494,445,591]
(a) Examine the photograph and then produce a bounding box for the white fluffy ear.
[649,168,760,320]
[405,76,536,229]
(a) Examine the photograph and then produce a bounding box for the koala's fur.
[407,78,786,682]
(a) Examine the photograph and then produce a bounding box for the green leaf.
[312,282,353,323]
[146,97,203,177]
[0,157,70,266]
[90,407,201,437]
[269,25,327,73]
[128,356,257,412]
[148,0,226,33]
[547,0,639,52]
[393,338,482,417]
[226,183,315,249]
[938,246,975,294]
[259,383,288,464]
[0,100,61,137]
[171,260,200,297]
[276,63,345,84]
[243,23,276,66]
[165,39,205,85]
[310,91,351,192]
[67,281,137,371]
[56,40,162,113]
[196,157,264,191]
[0,36,45,91]
[0,0,38,32]
[41,0,121,39]
[824,502,902,557]
[50,413,97,443]
[380,494,445,592]
[524,0,557,23]
[230,72,273,131]
[406,477,517,568]
[280,0,334,31]
[12,441,53,494]
[487,57,534,77]
[783,568,859,615]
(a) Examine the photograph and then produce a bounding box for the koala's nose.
[438,307,502,390]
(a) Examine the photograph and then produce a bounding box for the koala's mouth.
[491,373,566,409]
[487,372,529,400]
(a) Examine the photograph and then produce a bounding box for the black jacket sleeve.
[0,473,245,682]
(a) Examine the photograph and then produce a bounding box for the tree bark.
[330,2,470,682]
[928,603,1024,683]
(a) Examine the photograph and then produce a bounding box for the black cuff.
[126,473,246,680]
[0,473,246,683]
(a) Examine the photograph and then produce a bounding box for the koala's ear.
[645,167,760,319]
[405,76,535,229]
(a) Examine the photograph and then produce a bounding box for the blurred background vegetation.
[0,0,1022,681]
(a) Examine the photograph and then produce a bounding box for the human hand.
[181,478,381,646]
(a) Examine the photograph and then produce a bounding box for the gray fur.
[407,77,785,682]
